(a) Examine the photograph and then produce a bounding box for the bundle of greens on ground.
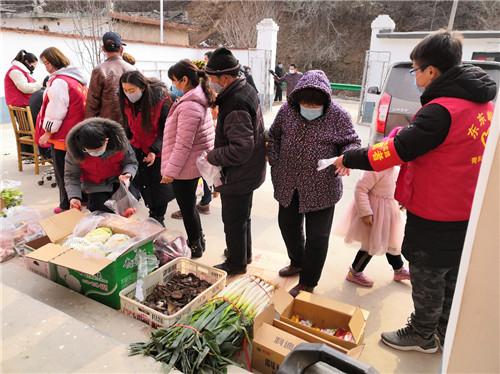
[129,276,275,373]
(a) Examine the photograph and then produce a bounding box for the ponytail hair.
[13,49,38,64]
[168,59,216,107]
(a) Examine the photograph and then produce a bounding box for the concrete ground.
[0,99,442,373]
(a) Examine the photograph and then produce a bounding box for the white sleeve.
[42,79,70,134]
[9,69,42,94]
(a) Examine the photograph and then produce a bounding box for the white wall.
[0,28,251,123]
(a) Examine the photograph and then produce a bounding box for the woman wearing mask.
[37,47,88,214]
[4,49,42,107]
[161,60,216,258]
[118,70,174,226]
[267,70,361,297]
[65,118,139,213]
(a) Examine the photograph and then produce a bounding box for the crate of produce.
[119,257,227,328]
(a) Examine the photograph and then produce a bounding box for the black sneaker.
[223,248,252,264]
[213,262,247,275]
[381,319,438,353]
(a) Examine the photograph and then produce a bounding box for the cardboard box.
[25,210,164,309]
[24,235,56,281]
[272,288,369,350]
[252,295,365,374]
[120,257,227,328]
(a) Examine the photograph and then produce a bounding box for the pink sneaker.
[394,267,411,282]
[346,267,374,287]
[54,207,68,214]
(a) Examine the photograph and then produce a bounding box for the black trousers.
[172,178,202,243]
[274,82,282,101]
[352,250,404,272]
[221,192,253,269]
[51,145,69,210]
[278,190,335,287]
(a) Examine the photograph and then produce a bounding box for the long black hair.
[13,50,38,72]
[168,59,216,108]
[118,70,169,133]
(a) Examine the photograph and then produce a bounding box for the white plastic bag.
[196,151,222,187]
[104,182,140,217]
[317,157,339,171]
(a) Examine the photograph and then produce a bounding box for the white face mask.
[86,146,106,157]
[209,79,225,94]
[289,69,296,74]
[300,105,324,121]
[125,91,143,103]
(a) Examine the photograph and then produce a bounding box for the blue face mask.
[414,77,425,94]
[86,146,106,157]
[300,105,324,121]
[171,84,184,98]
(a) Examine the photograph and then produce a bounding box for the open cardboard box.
[252,293,366,374]
[272,288,369,349]
[25,209,164,309]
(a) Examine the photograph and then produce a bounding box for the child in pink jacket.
[161,59,215,258]
[334,166,410,287]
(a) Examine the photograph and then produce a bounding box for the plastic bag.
[104,182,140,217]
[317,157,338,171]
[153,229,190,266]
[0,220,16,262]
[135,248,160,301]
[1,206,45,255]
[196,151,222,187]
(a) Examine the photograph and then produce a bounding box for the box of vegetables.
[25,210,164,309]
[120,257,227,328]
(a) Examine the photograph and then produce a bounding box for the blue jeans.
[200,179,212,206]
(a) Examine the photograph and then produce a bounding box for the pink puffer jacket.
[161,84,215,180]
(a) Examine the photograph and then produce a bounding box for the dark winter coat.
[267,70,361,213]
[207,77,267,195]
[64,117,138,200]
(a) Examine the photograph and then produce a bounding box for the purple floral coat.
[267,70,361,213]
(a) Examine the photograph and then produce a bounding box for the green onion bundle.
[130,276,275,373]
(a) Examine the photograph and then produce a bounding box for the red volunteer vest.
[124,99,165,155]
[4,65,36,106]
[395,97,494,221]
[80,152,125,184]
[37,75,88,148]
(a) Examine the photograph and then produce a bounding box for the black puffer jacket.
[207,77,267,195]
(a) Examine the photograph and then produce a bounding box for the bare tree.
[63,0,113,74]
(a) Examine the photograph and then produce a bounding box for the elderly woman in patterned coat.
[267,69,361,297]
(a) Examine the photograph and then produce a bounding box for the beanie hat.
[205,47,240,75]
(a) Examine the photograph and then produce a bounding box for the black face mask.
[24,61,35,74]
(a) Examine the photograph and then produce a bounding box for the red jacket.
[80,152,125,184]
[395,97,494,221]
[38,75,87,150]
[124,99,165,155]
[4,65,35,106]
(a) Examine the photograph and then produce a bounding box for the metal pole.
[160,0,164,43]
[448,0,459,30]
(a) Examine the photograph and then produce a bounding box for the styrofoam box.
[119,257,227,328]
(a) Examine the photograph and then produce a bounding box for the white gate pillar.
[256,18,279,110]
[370,15,395,55]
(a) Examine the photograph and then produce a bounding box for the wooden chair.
[8,105,52,175]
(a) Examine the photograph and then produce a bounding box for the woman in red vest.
[37,47,88,214]
[334,28,496,354]
[118,70,174,226]
[64,118,139,213]
[4,50,42,107]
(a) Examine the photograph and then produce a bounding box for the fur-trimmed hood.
[66,117,129,162]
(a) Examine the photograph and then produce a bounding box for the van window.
[385,65,421,102]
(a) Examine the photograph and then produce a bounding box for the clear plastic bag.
[104,182,140,217]
[317,157,338,171]
[196,151,222,187]
[153,229,190,266]
[1,206,45,255]
[0,220,16,262]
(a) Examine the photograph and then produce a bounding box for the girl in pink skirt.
[334,166,410,287]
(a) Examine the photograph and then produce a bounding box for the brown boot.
[196,203,210,215]
[171,210,183,219]
[279,265,302,277]
[289,283,315,298]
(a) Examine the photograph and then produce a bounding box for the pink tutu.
[334,193,405,256]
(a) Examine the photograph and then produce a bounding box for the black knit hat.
[205,47,240,75]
